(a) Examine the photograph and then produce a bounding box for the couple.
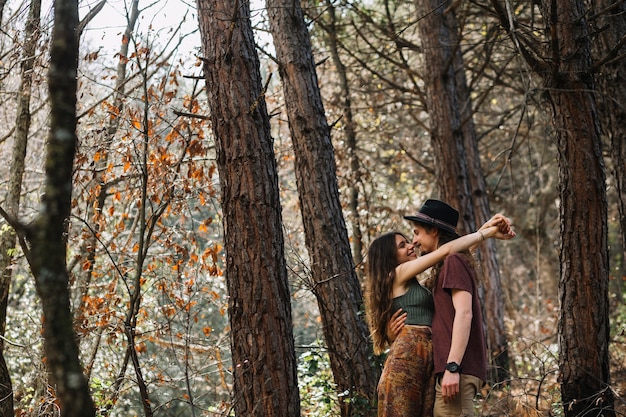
[365,199,515,417]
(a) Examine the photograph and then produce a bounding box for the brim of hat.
[403,215,458,236]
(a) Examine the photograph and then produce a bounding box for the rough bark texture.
[415,0,510,383]
[538,1,614,414]
[196,0,301,415]
[266,0,378,414]
[0,0,41,413]
[27,0,96,415]
[594,0,626,303]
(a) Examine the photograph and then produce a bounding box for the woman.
[365,215,514,417]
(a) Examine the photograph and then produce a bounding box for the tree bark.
[266,0,378,414]
[321,0,365,272]
[415,0,510,383]
[0,0,41,413]
[491,0,614,413]
[26,0,96,414]
[545,2,613,414]
[593,0,626,304]
[196,0,301,415]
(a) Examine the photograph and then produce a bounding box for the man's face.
[411,223,438,255]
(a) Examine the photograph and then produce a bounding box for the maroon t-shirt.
[431,253,487,382]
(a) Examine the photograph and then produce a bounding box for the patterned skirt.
[377,325,434,417]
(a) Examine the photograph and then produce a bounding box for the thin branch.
[76,0,106,37]
[0,205,32,265]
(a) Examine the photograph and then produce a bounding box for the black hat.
[404,199,459,235]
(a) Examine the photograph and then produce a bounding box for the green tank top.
[392,279,434,326]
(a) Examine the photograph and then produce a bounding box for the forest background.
[0,0,625,416]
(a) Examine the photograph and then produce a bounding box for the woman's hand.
[480,214,516,240]
[386,309,407,344]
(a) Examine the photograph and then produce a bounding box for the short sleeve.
[439,253,475,294]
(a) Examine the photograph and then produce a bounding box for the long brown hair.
[364,232,407,355]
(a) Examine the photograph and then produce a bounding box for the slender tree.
[196,0,301,415]
[491,0,614,414]
[266,0,378,414]
[23,0,95,413]
[0,0,41,412]
[318,0,365,271]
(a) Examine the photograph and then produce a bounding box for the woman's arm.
[395,230,486,282]
[396,217,514,283]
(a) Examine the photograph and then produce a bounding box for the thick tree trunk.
[415,0,510,383]
[492,0,614,411]
[27,0,96,414]
[266,0,378,414]
[538,1,614,414]
[196,0,301,416]
[594,0,626,303]
[552,88,613,415]
[0,0,41,413]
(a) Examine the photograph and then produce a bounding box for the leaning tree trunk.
[594,0,626,303]
[266,0,378,414]
[0,0,41,413]
[415,0,510,383]
[196,0,301,416]
[26,0,96,414]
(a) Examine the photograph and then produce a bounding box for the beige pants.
[433,374,482,417]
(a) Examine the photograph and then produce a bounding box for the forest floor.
[476,360,626,416]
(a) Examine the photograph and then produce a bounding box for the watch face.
[446,362,460,372]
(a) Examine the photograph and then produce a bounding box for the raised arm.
[395,217,514,283]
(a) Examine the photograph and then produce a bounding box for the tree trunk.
[196,0,301,416]
[322,0,365,272]
[415,0,510,383]
[0,0,41,412]
[27,0,96,414]
[266,0,378,414]
[535,1,614,414]
[552,82,613,416]
[594,0,626,304]
[492,0,614,411]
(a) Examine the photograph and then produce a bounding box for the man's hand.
[440,371,460,403]
[386,309,407,343]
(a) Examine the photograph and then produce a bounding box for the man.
[404,199,487,417]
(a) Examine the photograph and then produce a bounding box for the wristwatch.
[445,362,462,373]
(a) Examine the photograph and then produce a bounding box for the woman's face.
[395,234,416,264]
